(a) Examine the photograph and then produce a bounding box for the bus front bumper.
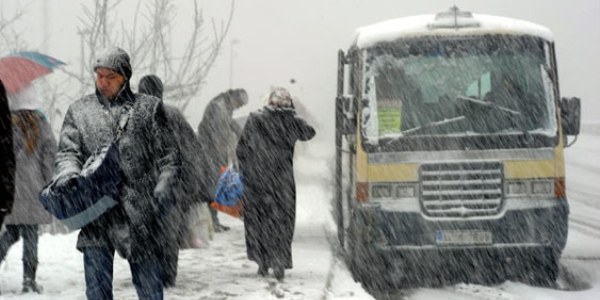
[350,197,568,279]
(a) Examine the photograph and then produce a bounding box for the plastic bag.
[215,167,243,206]
[183,202,212,249]
[212,167,244,218]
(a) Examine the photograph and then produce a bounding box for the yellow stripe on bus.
[367,164,420,181]
[361,160,560,182]
[504,160,556,179]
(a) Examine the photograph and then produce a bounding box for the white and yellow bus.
[334,7,581,289]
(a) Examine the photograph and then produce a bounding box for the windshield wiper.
[455,95,521,116]
[455,95,536,138]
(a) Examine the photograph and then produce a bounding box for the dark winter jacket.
[164,105,208,206]
[54,86,181,261]
[236,106,315,269]
[0,80,16,225]
[161,105,208,258]
[197,92,242,193]
[237,107,315,193]
[4,110,56,225]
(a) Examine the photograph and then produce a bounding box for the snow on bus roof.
[353,13,554,49]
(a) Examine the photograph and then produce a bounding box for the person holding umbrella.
[52,47,181,300]
[0,84,57,293]
[0,79,16,227]
[0,52,62,230]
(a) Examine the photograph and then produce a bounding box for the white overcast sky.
[2,0,599,135]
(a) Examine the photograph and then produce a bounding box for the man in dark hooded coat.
[197,88,248,232]
[236,87,315,281]
[53,47,180,300]
[138,74,208,288]
[0,79,16,226]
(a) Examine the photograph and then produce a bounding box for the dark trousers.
[159,210,180,287]
[209,205,220,226]
[0,224,39,282]
[159,242,179,287]
[83,247,163,300]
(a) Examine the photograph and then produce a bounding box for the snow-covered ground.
[1,128,599,299]
[0,139,337,300]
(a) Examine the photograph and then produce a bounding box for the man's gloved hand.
[54,174,79,191]
[153,170,178,217]
[153,186,175,217]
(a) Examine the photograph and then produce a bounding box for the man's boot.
[22,277,43,294]
[214,223,231,232]
[274,266,285,281]
[257,261,268,277]
[22,259,42,293]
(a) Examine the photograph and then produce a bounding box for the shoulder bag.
[39,103,134,230]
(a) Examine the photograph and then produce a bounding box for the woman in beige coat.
[0,85,57,293]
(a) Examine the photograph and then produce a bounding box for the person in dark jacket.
[0,79,16,227]
[236,87,315,281]
[197,88,248,232]
[52,47,181,300]
[138,74,208,288]
[0,84,57,293]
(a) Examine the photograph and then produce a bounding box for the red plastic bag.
[210,200,243,218]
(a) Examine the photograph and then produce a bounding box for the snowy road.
[1,131,599,299]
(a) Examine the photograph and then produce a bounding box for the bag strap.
[115,102,134,142]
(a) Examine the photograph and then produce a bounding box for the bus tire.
[520,249,559,287]
[347,222,391,291]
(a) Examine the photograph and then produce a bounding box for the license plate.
[436,230,492,246]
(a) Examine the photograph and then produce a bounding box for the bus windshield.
[361,35,558,151]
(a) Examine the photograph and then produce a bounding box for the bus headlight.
[372,185,392,198]
[397,185,416,197]
[506,179,556,196]
[532,181,554,195]
[507,181,527,195]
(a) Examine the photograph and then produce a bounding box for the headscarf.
[268,87,293,108]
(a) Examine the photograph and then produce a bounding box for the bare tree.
[0,6,27,55]
[70,0,235,111]
[1,0,234,127]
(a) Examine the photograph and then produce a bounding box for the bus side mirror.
[560,97,581,136]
